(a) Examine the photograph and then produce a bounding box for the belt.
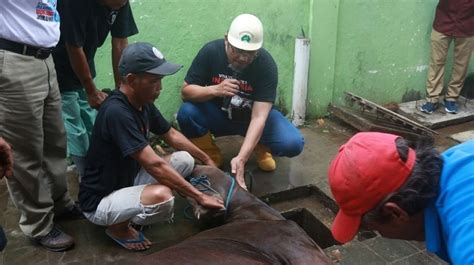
[0,38,53,59]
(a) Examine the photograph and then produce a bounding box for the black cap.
[118,42,182,76]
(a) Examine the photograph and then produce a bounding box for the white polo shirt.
[0,0,60,48]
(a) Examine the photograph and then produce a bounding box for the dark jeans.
[177,102,304,157]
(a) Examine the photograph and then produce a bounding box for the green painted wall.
[95,0,474,120]
[95,0,310,121]
[308,0,474,117]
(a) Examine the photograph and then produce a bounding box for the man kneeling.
[79,42,224,251]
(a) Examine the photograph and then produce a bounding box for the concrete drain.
[260,185,377,248]
[282,208,338,249]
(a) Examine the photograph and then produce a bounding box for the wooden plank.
[344,92,438,136]
[328,104,426,140]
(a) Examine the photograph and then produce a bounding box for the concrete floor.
[0,116,468,264]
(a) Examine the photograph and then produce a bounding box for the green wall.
[95,0,310,121]
[308,0,474,117]
[95,0,474,120]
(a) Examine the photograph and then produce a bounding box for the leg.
[43,57,74,214]
[177,102,245,166]
[259,109,305,157]
[0,52,56,238]
[445,35,474,100]
[84,184,173,250]
[425,29,452,103]
[177,101,246,138]
[134,151,195,185]
[60,89,96,180]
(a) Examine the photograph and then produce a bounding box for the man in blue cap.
[79,42,224,251]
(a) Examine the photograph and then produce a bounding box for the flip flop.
[105,229,149,251]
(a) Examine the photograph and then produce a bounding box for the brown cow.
[138,166,332,265]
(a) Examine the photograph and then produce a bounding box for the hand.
[87,90,108,109]
[213,79,240,98]
[231,156,247,190]
[0,138,13,178]
[196,193,225,210]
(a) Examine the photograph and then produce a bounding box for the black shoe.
[54,202,84,221]
[34,226,74,252]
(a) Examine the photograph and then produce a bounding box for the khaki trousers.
[426,29,474,103]
[0,50,73,238]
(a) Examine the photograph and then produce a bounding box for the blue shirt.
[425,139,474,264]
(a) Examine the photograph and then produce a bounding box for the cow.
[138,165,332,265]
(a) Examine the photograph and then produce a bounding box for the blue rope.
[184,173,236,220]
[225,175,236,211]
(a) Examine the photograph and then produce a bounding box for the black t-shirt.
[78,90,171,212]
[184,39,278,120]
[52,0,138,91]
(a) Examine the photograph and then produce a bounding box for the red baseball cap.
[328,132,415,243]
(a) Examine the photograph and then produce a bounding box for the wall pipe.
[291,37,311,127]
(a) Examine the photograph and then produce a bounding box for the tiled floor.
[0,117,467,264]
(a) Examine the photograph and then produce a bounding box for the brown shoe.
[255,144,276,171]
[34,226,74,252]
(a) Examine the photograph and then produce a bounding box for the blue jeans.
[177,102,304,157]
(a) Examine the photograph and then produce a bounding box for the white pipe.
[291,37,311,127]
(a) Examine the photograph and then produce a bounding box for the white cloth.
[0,0,60,48]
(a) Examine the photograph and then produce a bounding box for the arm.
[181,80,240,102]
[231,101,272,188]
[65,44,108,108]
[0,137,13,178]
[132,145,224,209]
[111,37,128,88]
[160,127,216,167]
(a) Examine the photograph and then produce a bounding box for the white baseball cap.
[227,14,263,51]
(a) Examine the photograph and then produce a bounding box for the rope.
[224,174,236,214]
[184,173,236,220]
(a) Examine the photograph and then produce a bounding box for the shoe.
[34,226,74,252]
[54,202,84,221]
[189,132,222,167]
[255,144,276,171]
[419,102,437,114]
[444,100,458,114]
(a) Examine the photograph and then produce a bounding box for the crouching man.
[79,42,224,251]
[328,132,474,263]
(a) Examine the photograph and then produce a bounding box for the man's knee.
[284,136,305,157]
[133,194,175,226]
[272,135,304,157]
[170,151,195,178]
[177,102,199,124]
[148,185,173,203]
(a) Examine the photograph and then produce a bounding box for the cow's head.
[186,166,237,227]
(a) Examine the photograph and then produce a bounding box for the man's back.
[425,139,474,263]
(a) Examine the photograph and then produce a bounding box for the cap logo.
[241,34,251,43]
[152,47,164,59]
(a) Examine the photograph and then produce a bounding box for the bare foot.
[106,222,152,251]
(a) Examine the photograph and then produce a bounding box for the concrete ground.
[0,115,469,264]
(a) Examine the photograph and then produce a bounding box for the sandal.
[105,229,149,251]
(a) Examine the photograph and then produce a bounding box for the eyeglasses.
[227,43,259,60]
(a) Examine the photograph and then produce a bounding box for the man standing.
[0,137,13,251]
[52,0,138,180]
[79,42,224,251]
[328,132,474,263]
[177,14,304,189]
[0,0,78,251]
[419,0,474,114]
